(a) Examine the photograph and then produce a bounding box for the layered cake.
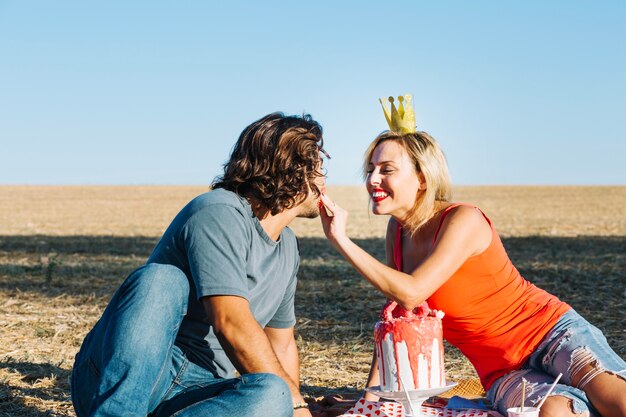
[374,300,445,391]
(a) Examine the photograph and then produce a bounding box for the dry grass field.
[0,185,624,416]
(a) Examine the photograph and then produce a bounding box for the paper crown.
[379,94,416,134]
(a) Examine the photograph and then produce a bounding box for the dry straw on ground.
[0,185,624,416]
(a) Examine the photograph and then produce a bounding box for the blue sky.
[1,1,624,185]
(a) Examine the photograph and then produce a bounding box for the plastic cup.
[507,407,539,417]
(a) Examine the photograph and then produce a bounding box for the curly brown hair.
[212,112,326,215]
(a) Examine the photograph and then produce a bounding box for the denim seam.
[167,387,227,417]
[148,332,185,406]
[161,353,190,401]
[87,356,101,378]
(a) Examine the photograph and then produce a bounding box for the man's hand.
[308,394,359,417]
[295,407,314,417]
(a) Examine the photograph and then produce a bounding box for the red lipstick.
[371,188,389,203]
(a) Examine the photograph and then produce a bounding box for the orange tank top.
[394,204,570,389]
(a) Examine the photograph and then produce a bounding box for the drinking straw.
[536,373,563,410]
[520,378,527,412]
[398,374,417,416]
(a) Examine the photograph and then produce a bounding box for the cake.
[374,300,445,391]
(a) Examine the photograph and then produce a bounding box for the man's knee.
[241,373,292,415]
[97,263,189,352]
[123,263,189,307]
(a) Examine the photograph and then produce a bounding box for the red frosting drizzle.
[380,300,431,321]
[374,300,444,390]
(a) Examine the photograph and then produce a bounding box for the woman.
[319,129,625,417]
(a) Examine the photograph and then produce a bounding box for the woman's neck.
[395,200,452,230]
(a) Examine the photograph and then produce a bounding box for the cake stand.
[367,382,457,417]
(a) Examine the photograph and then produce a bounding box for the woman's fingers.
[319,194,336,217]
[319,193,349,244]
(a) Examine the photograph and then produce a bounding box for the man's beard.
[298,198,320,219]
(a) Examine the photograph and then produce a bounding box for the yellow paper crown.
[379,94,416,134]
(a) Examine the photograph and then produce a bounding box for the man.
[71,112,328,417]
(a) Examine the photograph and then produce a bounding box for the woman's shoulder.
[436,203,493,254]
[439,203,491,231]
[441,203,489,224]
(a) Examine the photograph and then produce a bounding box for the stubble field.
[0,185,624,416]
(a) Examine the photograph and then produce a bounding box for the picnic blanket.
[338,398,504,417]
[337,379,503,417]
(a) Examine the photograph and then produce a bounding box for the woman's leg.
[574,370,626,417]
[539,396,588,417]
[569,351,626,417]
[487,368,592,417]
[528,310,626,417]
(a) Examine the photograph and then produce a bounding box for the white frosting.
[376,324,446,391]
[378,333,398,391]
[430,338,441,387]
[395,340,414,390]
[417,352,428,388]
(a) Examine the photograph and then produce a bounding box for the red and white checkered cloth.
[339,398,504,417]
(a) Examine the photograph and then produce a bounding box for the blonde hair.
[363,130,452,234]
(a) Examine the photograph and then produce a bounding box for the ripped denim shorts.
[487,309,626,416]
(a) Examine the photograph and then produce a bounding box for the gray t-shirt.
[147,188,299,378]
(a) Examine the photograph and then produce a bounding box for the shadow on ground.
[0,360,71,417]
[1,234,624,345]
[0,234,624,414]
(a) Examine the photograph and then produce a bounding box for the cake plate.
[367,382,457,417]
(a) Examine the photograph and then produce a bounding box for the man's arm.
[264,326,299,389]
[202,295,310,415]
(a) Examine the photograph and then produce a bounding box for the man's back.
[148,188,299,377]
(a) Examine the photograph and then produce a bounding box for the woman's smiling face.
[365,140,421,220]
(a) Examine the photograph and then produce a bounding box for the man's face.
[297,156,327,219]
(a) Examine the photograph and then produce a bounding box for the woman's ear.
[418,172,427,191]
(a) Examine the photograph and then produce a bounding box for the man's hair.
[362,130,452,233]
[212,112,325,215]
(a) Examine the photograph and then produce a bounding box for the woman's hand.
[319,194,349,246]
[362,391,380,402]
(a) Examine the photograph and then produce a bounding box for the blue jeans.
[487,309,626,416]
[70,263,293,417]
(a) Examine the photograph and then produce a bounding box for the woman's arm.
[319,195,491,310]
[362,218,397,400]
[363,352,381,401]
